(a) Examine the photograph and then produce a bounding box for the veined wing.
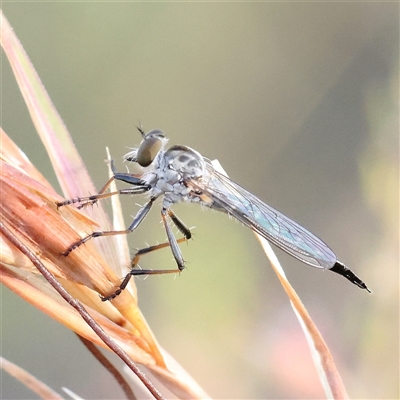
[191,162,338,270]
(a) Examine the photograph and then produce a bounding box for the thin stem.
[77,335,137,400]
[0,221,165,400]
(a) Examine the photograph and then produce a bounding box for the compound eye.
[136,135,163,167]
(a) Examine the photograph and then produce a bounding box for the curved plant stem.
[0,221,165,400]
[77,335,138,400]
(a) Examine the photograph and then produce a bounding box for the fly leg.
[161,207,191,271]
[101,237,188,301]
[57,184,149,209]
[62,197,155,256]
[56,161,149,209]
[101,208,193,301]
[166,208,192,240]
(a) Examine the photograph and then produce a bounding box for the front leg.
[62,198,156,256]
[56,185,149,210]
[57,161,150,209]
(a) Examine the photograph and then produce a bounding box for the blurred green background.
[1,3,398,399]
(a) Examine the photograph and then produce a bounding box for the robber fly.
[57,128,370,300]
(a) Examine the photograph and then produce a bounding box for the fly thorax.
[150,145,206,207]
[164,145,205,178]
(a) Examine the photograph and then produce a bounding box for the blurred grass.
[2,3,398,399]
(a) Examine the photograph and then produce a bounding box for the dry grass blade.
[0,221,165,400]
[0,135,209,397]
[1,10,209,399]
[0,8,118,268]
[256,236,348,399]
[0,356,64,400]
[212,159,349,400]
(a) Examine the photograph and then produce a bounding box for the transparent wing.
[190,162,338,270]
